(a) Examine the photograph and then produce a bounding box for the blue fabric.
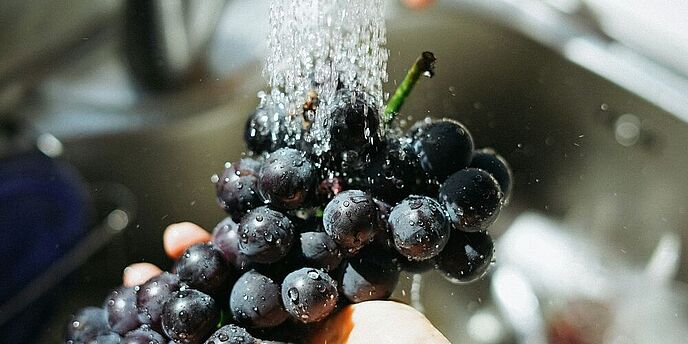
[0,151,91,307]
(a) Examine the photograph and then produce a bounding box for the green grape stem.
[384,51,436,123]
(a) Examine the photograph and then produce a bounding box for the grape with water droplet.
[435,230,495,284]
[238,206,294,264]
[161,289,219,344]
[439,168,503,232]
[281,268,338,323]
[229,270,288,328]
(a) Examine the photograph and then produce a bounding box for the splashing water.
[263,0,388,155]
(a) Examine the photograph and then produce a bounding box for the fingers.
[402,0,435,10]
[163,222,211,259]
[122,263,162,287]
[309,300,450,344]
[122,222,209,287]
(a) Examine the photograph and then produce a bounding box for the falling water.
[262,0,388,155]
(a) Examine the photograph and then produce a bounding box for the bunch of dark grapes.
[65,78,511,344]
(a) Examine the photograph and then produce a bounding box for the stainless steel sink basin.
[25,0,688,342]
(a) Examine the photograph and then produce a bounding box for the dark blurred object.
[124,0,228,91]
[0,117,93,343]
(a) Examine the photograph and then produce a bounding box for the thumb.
[309,300,450,344]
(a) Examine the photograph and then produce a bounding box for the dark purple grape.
[327,90,380,162]
[297,231,342,271]
[436,230,494,283]
[258,148,316,210]
[281,268,338,323]
[215,158,263,219]
[136,272,180,332]
[439,168,503,232]
[340,245,400,303]
[212,217,252,271]
[87,332,122,344]
[174,243,232,295]
[122,326,165,344]
[359,138,429,204]
[229,270,288,328]
[389,195,450,261]
[408,118,474,180]
[204,324,257,344]
[65,307,110,343]
[104,286,140,335]
[244,96,286,154]
[238,206,294,264]
[323,190,381,255]
[470,148,513,202]
[162,289,219,344]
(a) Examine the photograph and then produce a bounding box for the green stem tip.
[384,51,436,123]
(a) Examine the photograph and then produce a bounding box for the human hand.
[122,222,449,344]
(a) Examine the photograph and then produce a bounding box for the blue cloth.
[0,152,91,342]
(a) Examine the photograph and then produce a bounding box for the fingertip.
[163,222,211,259]
[402,0,435,10]
[123,263,162,287]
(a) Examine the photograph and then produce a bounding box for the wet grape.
[323,190,381,255]
[216,158,263,220]
[212,217,252,271]
[408,118,474,180]
[238,206,294,264]
[244,97,287,154]
[258,148,316,210]
[339,244,400,303]
[174,243,232,295]
[435,230,494,284]
[327,89,381,166]
[65,307,110,343]
[388,195,450,261]
[296,231,342,271]
[470,148,513,202]
[229,270,288,328]
[281,268,338,323]
[439,168,503,232]
[358,138,430,203]
[161,289,219,344]
[104,286,140,335]
[136,272,180,332]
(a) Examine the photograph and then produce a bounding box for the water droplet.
[288,287,299,302]
[307,270,320,280]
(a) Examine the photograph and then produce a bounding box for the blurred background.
[1,0,687,343]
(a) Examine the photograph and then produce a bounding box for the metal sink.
[25,0,688,342]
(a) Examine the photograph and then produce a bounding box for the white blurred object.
[495,212,686,344]
[496,212,614,300]
[582,0,688,76]
[492,267,547,344]
[644,231,682,284]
